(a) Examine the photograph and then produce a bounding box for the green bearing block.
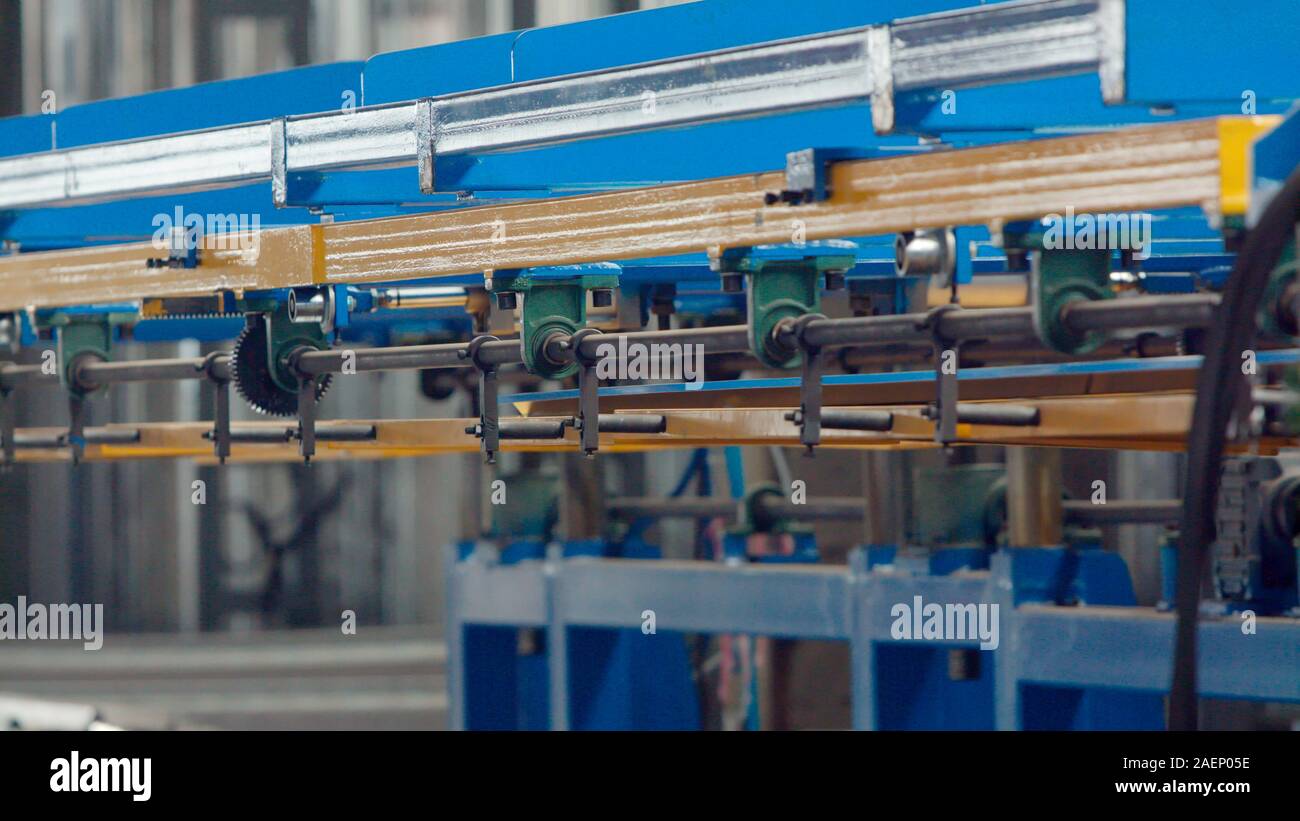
[719,243,856,369]
[1003,221,1114,355]
[38,311,136,397]
[490,264,620,379]
[264,302,330,394]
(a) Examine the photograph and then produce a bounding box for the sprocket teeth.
[230,319,333,417]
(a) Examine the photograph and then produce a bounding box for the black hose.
[1171,167,1300,730]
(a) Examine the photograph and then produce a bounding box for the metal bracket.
[785,313,827,454]
[145,228,201,269]
[199,351,232,464]
[765,147,873,206]
[1097,0,1127,104]
[569,328,604,457]
[917,304,961,445]
[867,25,894,135]
[293,353,318,464]
[271,117,288,208]
[64,395,87,465]
[416,99,438,195]
[460,334,502,464]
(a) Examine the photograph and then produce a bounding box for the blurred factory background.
[0,0,1256,732]
[0,0,705,731]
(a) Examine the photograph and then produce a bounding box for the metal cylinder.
[1062,498,1180,526]
[288,289,330,324]
[894,228,955,279]
[1005,447,1064,547]
[375,286,469,310]
[0,363,53,389]
[1061,293,1218,332]
[819,409,894,431]
[77,357,211,386]
[316,424,377,442]
[605,495,862,522]
[596,414,666,434]
[496,418,568,440]
[295,339,520,375]
[955,403,1040,427]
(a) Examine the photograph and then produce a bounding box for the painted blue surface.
[0,113,53,157]
[55,63,363,146]
[1126,0,1300,104]
[1252,104,1300,225]
[8,0,1299,248]
[445,540,1299,729]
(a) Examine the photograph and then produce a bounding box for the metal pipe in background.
[608,495,884,522]
[1005,447,1064,547]
[609,492,1182,529]
[862,451,909,546]
[1061,498,1181,526]
[0,363,49,389]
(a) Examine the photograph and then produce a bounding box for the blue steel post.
[848,547,876,730]
[545,543,570,730]
[991,552,1022,731]
[443,541,467,731]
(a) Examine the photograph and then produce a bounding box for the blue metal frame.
[0,0,1292,354]
[444,541,1300,730]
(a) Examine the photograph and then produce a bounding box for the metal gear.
[231,318,332,416]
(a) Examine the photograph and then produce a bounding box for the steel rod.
[608,495,863,521]
[294,339,520,374]
[783,294,1218,353]
[1061,498,1182,526]
[497,418,569,440]
[0,294,1229,395]
[77,357,212,385]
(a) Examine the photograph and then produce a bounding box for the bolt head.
[591,288,613,308]
[496,292,518,310]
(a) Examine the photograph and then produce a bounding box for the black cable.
[1171,167,1300,730]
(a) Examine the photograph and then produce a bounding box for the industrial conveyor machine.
[2,0,1299,729]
